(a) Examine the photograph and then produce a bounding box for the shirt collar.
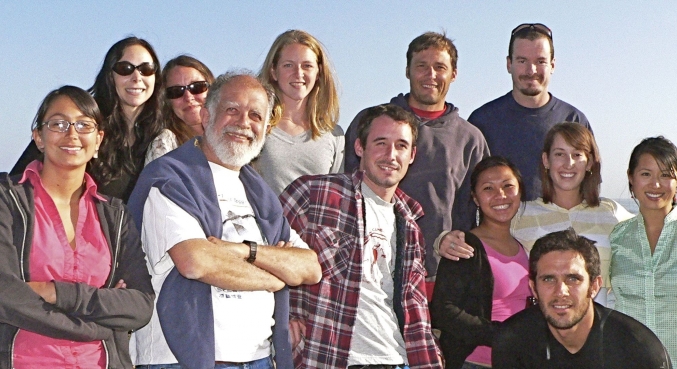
[20,160,106,202]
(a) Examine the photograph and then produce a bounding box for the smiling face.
[406,47,456,112]
[201,76,269,170]
[113,44,156,119]
[355,115,416,201]
[167,66,208,135]
[507,37,554,103]
[271,43,319,104]
[531,250,601,331]
[473,165,521,226]
[33,95,103,172]
[543,134,591,203]
[629,153,677,215]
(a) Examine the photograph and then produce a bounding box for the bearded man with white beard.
[127,70,321,369]
[468,23,591,201]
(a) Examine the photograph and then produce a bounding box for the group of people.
[0,22,674,369]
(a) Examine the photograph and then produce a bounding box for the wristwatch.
[244,240,257,263]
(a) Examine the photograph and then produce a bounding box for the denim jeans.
[136,356,273,369]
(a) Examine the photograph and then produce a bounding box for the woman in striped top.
[437,123,632,307]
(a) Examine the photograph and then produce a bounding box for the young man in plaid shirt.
[280,104,442,369]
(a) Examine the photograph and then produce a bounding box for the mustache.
[519,74,544,81]
[222,126,256,140]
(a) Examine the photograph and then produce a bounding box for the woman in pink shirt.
[0,86,153,369]
[431,156,531,369]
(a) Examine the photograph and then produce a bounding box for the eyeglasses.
[112,61,156,77]
[511,23,552,39]
[166,81,210,99]
[41,119,98,134]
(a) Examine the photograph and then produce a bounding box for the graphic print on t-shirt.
[365,229,391,286]
[215,180,261,300]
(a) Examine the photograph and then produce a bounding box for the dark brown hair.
[509,26,554,61]
[88,36,163,184]
[541,123,601,207]
[356,104,418,149]
[470,156,526,226]
[406,31,458,71]
[529,228,600,282]
[162,54,215,145]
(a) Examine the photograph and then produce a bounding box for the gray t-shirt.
[253,125,344,195]
[348,183,407,366]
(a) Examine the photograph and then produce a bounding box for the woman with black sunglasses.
[144,55,215,165]
[88,36,164,201]
[11,36,164,203]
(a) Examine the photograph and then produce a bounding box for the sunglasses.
[112,61,156,77]
[511,23,552,39]
[42,119,98,134]
[165,81,210,99]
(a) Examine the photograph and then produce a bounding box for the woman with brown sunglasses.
[144,55,215,165]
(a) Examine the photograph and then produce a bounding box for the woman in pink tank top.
[431,156,532,369]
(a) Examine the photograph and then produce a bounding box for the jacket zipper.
[8,189,28,369]
[102,339,110,368]
[106,208,123,288]
[8,190,28,280]
[102,206,123,368]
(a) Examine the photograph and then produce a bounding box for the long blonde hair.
[259,30,339,139]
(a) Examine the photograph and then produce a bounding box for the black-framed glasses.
[42,119,98,133]
[511,23,552,39]
[166,81,210,99]
[112,61,156,77]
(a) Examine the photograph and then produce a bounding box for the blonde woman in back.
[255,30,343,195]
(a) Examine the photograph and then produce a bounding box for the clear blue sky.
[1,1,675,198]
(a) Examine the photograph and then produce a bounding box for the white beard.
[205,124,265,169]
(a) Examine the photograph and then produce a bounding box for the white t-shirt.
[347,184,407,366]
[133,162,307,365]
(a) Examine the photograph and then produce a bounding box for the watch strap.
[244,240,257,263]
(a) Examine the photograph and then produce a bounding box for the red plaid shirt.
[279,171,442,368]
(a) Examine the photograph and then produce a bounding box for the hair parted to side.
[33,85,103,165]
[33,85,103,131]
[406,31,458,71]
[508,26,554,61]
[259,29,340,139]
[162,55,215,145]
[356,104,418,149]
[88,36,163,185]
[470,156,526,226]
[541,123,601,206]
[203,69,275,128]
[627,136,677,200]
[529,228,601,282]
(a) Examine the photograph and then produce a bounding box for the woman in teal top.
[610,136,677,360]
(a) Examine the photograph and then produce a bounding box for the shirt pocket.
[313,227,354,281]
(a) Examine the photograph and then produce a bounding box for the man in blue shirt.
[468,24,591,200]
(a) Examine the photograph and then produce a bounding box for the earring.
[476,208,480,226]
[93,149,99,159]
